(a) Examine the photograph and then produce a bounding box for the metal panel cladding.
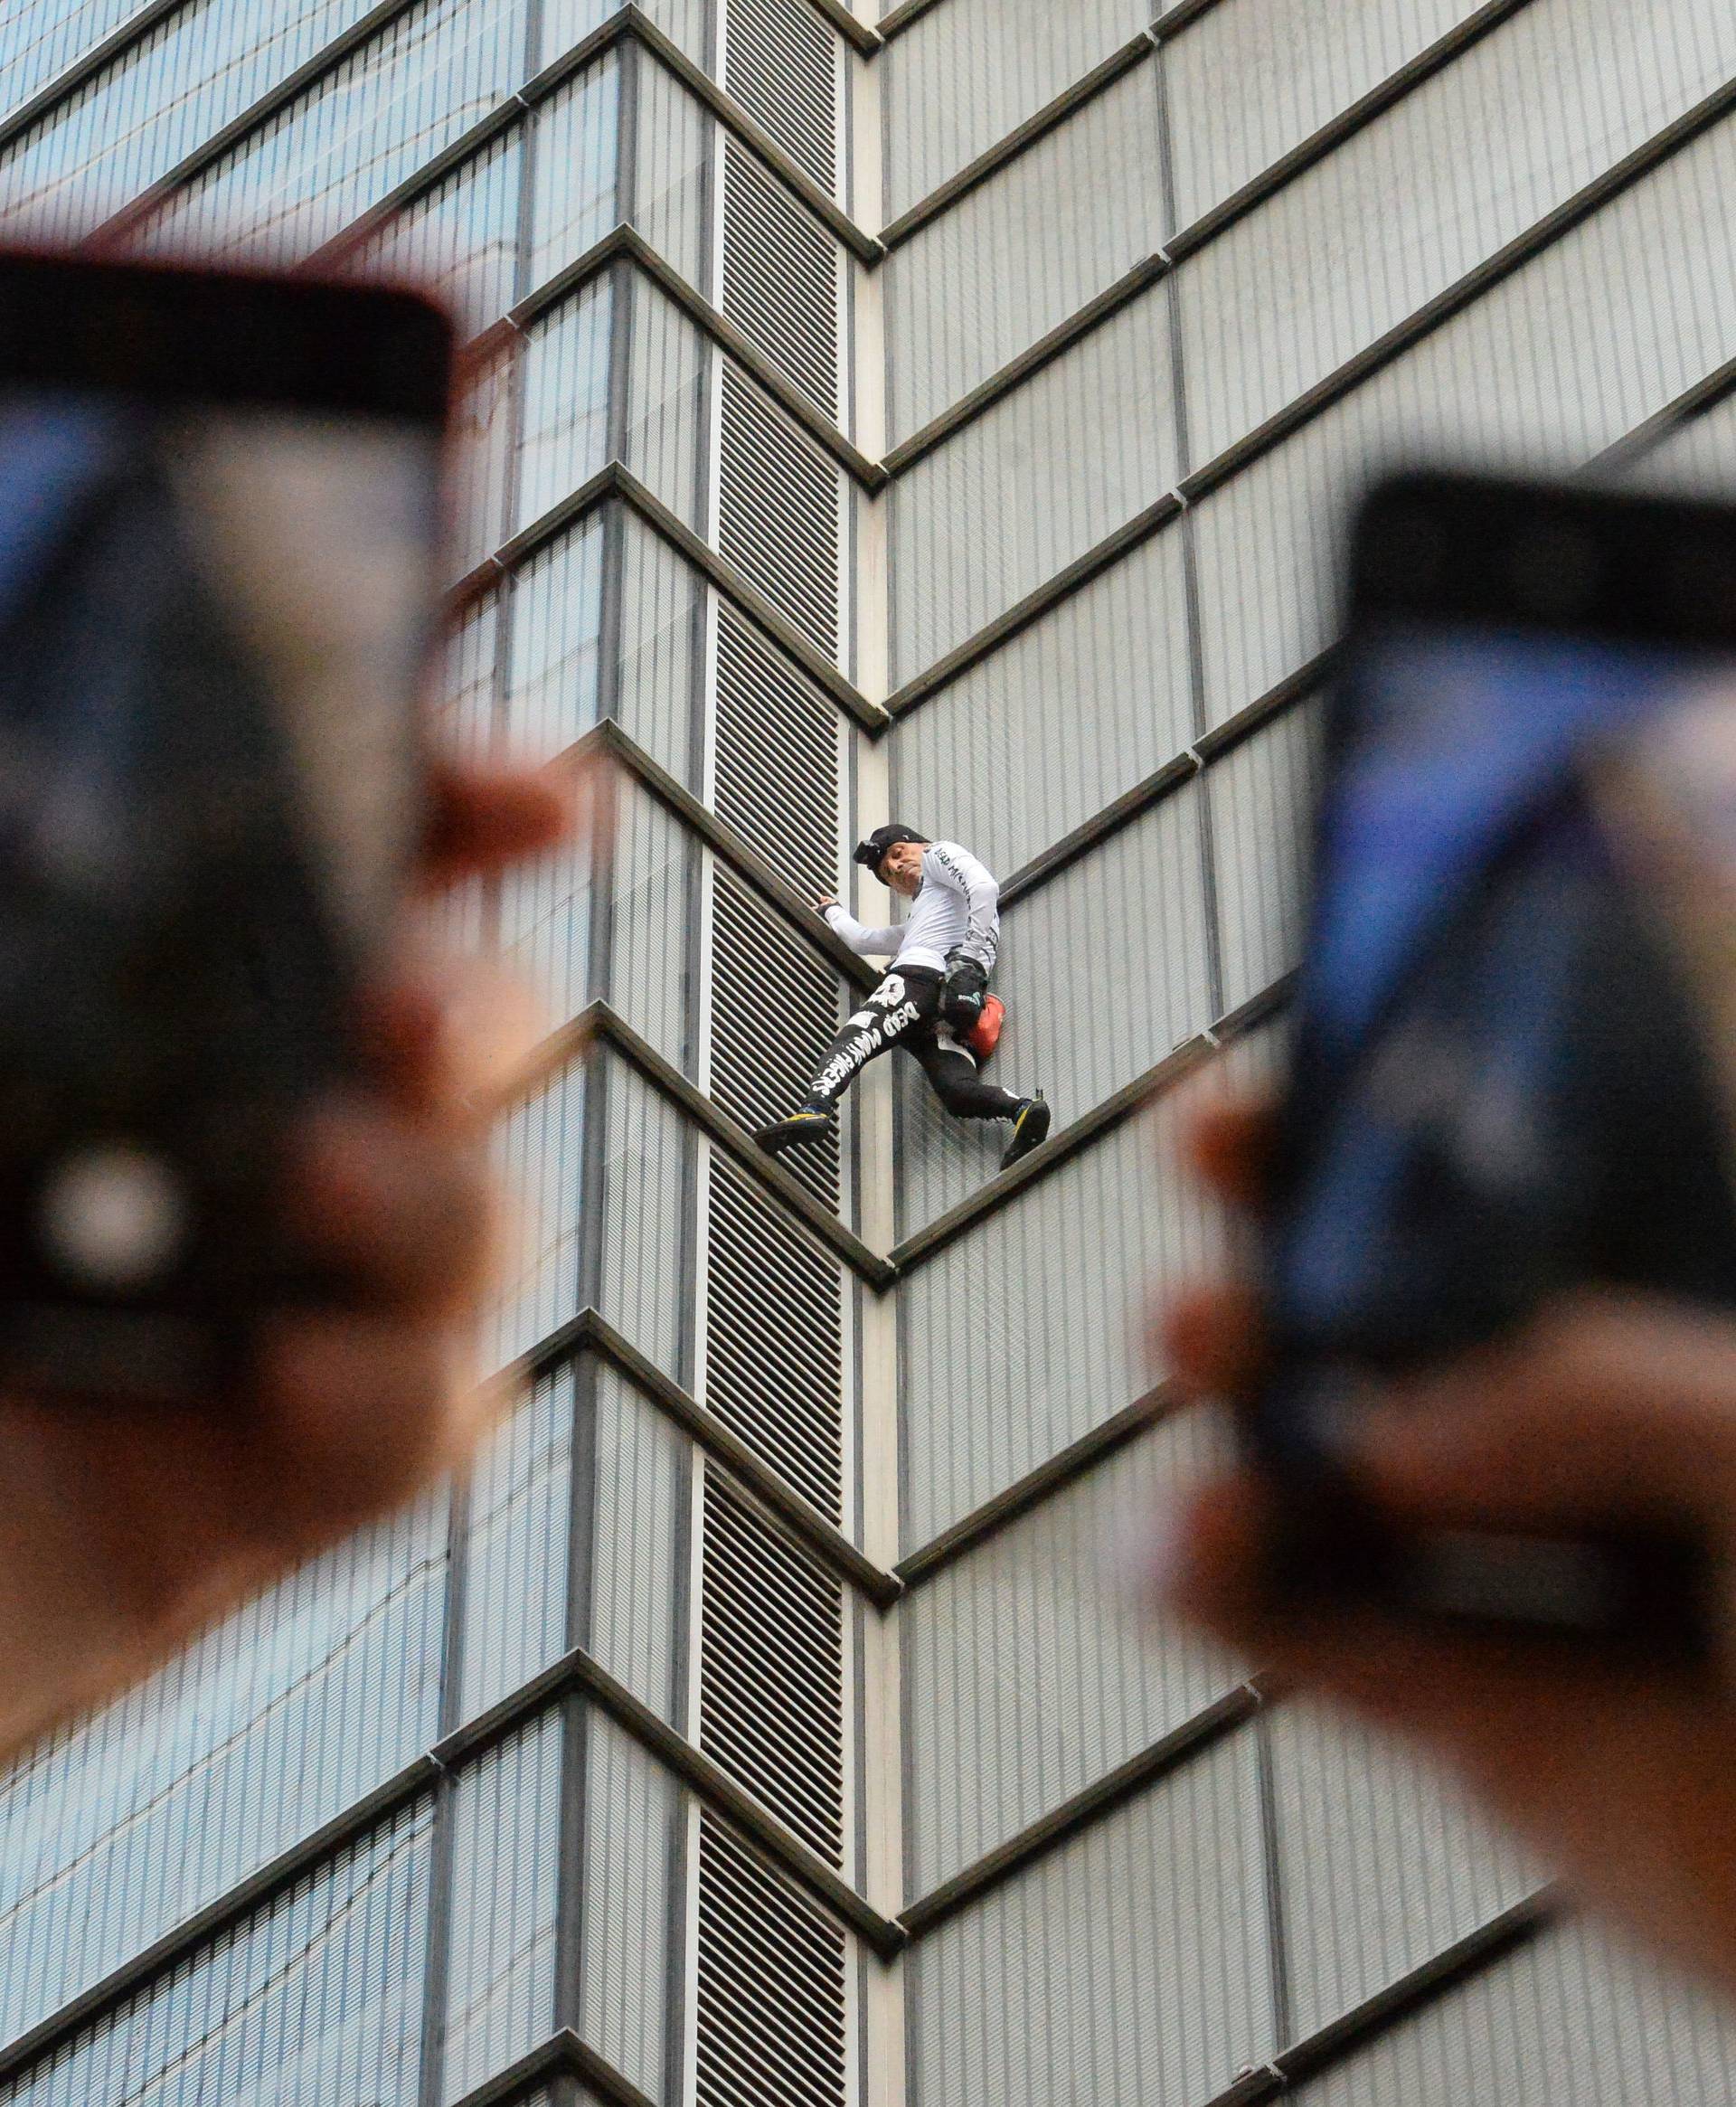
[882,61,1162,442]
[1,0,162,122]
[0,1497,447,2046]
[901,1408,1240,1894]
[1207,697,1324,1016]
[441,1712,563,2101]
[353,125,524,334]
[890,526,1196,882]
[1175,0,1736,467]
[459,1365,575,1721]
[1269,1702,1543,2040]
[1165,0,1513,229]
[0,0,383,238]
[889,288,1177,681]
[0,1801,433,2107]
[139,0,530,261]
[1288,1919,1736,2107]
[898,1089,1231,1548]
[1189,111,1736,728]
[906,1730,1274,2107]
[881,0,1152,221]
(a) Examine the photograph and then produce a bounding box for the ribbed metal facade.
[4,3,1736,2104]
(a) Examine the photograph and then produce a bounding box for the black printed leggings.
[806,968,1024,1120]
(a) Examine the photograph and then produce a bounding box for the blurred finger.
[252,1311,491,1539]
[1356,1295,1736,1534]
[1162,1283,1266,1396]
[1186,1100,1278,1213]
[360,954,549,1117]
[1157,1464,1692,1781]
[420,760,570,883]
[293,1105,496,1312]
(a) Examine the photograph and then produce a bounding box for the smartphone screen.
[0,252,452,1394]
[1256,474,1736,1650]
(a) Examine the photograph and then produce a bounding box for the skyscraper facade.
[3,1,1736,2102]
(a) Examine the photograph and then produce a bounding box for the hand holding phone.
[0,250,577,1758]
[0,251,455,1399]
[1250,470,1736,1661]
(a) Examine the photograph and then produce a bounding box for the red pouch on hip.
[965,994,1005,1062]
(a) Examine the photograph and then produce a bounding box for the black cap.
[853,824,928,875]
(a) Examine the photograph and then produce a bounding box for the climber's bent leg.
[757,968,939,1154]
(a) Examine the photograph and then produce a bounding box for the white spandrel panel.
[881,0,1152,222]
[898,1071,1232,1550]
[890,520,1195,883]
[1272,1702,1542,2040]
[1165,0,1496,231]
[1291,1917,1736,2107]
[1177,0,1736,468]
[890,285,1176,683]
[1208,695,1324,1015]
[907,1729,1274,2107]
[903,1406,1240,1895]
[883,61,1161,443]
[1191,111,1736,727]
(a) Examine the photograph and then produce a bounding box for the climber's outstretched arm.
[817,898,901,957]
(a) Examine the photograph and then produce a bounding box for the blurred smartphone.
[1253,468,1736,1665]
[0,250,452,1401]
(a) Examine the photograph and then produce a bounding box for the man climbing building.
[757,824,1052,1171]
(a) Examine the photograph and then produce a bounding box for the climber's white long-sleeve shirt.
[823,841,1000,976]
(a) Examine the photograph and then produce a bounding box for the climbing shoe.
[1000,1093,1052,1170]
[757,1105,838,1155]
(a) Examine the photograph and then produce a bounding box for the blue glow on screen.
[1307,624,1716,1059]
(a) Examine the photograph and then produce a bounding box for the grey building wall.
[1,4,1736,2106]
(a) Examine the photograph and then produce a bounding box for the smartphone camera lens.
[37,1146,188,1293]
